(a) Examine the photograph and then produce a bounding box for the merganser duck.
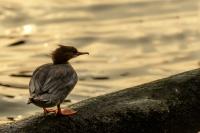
[28,45,89,116]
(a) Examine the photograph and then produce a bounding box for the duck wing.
[29,64,78,99]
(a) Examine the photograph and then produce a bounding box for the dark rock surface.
[1,69,200,133]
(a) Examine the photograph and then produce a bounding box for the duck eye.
[72,50,77,53]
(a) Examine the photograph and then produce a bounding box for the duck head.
[52,45,89,64]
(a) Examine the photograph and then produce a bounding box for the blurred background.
[0,0,199,123]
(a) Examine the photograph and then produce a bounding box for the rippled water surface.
[0,0,199,123]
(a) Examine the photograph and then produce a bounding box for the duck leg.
[43,108,56,114]
[56,104,77,116]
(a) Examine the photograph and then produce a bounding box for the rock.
[1,69,200,133]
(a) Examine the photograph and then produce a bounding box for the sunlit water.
[0,0,199,123]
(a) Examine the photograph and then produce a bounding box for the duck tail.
[27,97,33,104]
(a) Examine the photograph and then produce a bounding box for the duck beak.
[76,52,89,56]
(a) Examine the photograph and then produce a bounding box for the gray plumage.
[28,63,78,108]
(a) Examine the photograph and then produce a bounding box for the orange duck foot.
[56,108,77,116]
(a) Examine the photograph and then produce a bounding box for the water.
[0,0,199,123]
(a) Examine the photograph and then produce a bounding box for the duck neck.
[53,60,69,64]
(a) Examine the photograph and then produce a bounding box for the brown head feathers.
[51,45,89,64]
